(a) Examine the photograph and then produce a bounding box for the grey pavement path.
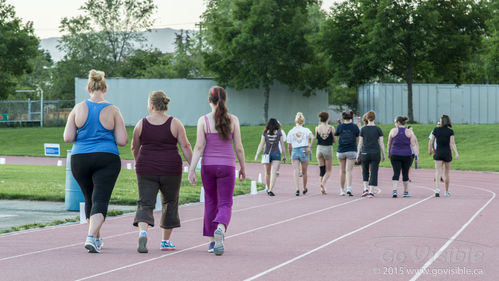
[0,200,136,231]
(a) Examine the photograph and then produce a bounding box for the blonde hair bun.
[87,69,107,91]
[295,112,305,125]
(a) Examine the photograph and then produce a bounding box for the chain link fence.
[0,100,74,127]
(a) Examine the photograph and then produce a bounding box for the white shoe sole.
[213,229,224,256]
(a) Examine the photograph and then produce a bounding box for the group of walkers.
[254,108,459,200]
[64,70,245,256]
[64,69,459,256]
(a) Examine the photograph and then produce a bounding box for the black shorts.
[434,153,452,163]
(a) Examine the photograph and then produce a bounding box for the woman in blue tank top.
[64,70,128,254]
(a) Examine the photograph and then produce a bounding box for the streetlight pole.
[37,87,43,127]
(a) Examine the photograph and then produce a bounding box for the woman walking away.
[356,110,385,197]
[255,118,286,196]
[63,70,128,253]
[188,86,246,256]
[429,115,459,197]
[131,91,193,253]
[334,110,359,196]
[387,116,419,198]
[429,121,444,183]
[315,112,335,195]
[287,112,314,196]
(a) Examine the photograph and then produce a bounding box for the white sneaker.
[445,191,451,197]
[435,189,440,197]
[346,187,353,196]
[340,189,345,196]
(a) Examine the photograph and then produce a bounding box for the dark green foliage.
[0,0,39,99]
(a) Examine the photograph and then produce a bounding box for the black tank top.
[317,127,333,146]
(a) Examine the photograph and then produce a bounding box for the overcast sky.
[6,0,342,39]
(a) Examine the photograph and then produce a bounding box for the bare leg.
[346,158,355,189]
[292,160,301,193]
[321,158,333,194]
[339,159,346,190]
[301,161,309,192]
[318,156,325,192]
[88,213,105,237]
[138,222,149,233]
[264,163,271,189]
[403,181,409,193]
[435,160,443,190]
[444,162,451,192]
[162,228,173,241]
[269,160,280,192]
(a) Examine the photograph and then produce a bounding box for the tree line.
[1,0,498,121]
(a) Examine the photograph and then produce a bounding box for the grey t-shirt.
[263,130,282,154]
[360,126,384,154]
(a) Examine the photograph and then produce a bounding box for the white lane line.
[244,195,434,281]
[0,192,303,238]
[0,195,305,261]
[74,198,364,281]
[409,185,496,281]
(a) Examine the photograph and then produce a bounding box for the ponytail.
[210,86,232,140]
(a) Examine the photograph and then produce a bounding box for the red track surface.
[1,159,498,281]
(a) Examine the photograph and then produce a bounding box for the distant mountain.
[39,28,188,62]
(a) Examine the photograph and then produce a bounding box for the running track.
[1,159,498,281]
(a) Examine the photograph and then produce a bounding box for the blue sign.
[44,143,60,156]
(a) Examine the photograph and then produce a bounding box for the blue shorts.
[269,153,281,161]
[291,146,310,162]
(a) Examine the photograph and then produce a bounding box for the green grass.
[0,125,498,171]
[0,165,265,205]
[0,209,131,234]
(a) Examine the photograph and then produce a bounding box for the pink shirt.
[201,115,236,167]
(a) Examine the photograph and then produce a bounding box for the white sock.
[346,186,352,191]
[392,180,398,190]
[217,223,226,233]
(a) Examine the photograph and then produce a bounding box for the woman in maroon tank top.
[131,91,193,253]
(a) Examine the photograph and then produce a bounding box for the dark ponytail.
[209,86,232,140]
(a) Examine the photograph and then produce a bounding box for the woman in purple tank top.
[131,91,193,253]
[188,86,246,256]
[387,116,419,198]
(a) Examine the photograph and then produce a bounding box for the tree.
[15,49,53,99]
[59,0,157,66]
[51,0,157,99]
[0,0,39,99]
[482,0,499,83]
[319,0,488,121]
[202,0,321,122]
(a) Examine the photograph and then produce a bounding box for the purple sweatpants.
[201,165,235,236]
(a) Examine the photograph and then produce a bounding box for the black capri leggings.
[360,152,380,186]
[71,152,121,219]
[390,155,412,182]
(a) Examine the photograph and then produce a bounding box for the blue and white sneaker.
[85,236,100,253]
[392,190,398,198]
[445,191,451,197]
[137,234,148,253]
[403,191,411,198]
[160,240,176,251]
[340,189,345,196]
[435,189,440,197]
[346,187,353,196]
[213,228,225,256]
[95,238,103,251]
[208,241,215,253]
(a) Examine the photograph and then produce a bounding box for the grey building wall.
[75,78,328,126]
[358,83,499,124]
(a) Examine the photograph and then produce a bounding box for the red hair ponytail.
[209,86,231,140]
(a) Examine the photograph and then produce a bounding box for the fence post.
[27,98,31,121]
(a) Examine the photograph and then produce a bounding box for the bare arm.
[331,126,337,143]
[410,133,419,156]
[130,120,142,160]
[232,115,246,181]
[450,135,459,160]
[280,135,286,163]
[379,136,386,162]
[113,106,128,146]
[175,119,193,165]
[188,117,206,184]
[254,135,266,161]
[308,130,315,153]
[63,108,77,143]
[288,143,293,159]
[429,135,435,155]
[387,128,396,157]
[356,136,363,160]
